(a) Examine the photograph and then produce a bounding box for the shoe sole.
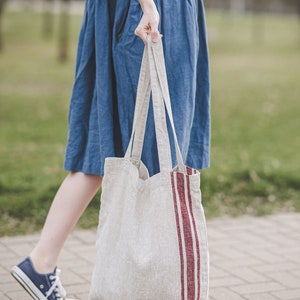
[11,265,48,300]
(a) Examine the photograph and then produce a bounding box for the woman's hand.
[135,0,160,44]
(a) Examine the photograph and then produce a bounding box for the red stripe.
[187,175,201,300]
[171,173,185,300]
[186,166,198,175]
[177,173,195,300]
[186,166,192,175]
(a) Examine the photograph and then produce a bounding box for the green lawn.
[0,9,299,236]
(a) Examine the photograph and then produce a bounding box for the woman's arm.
[135,0,160,44]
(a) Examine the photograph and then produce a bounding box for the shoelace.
[46,268,67,299]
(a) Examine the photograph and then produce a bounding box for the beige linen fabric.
[89,40,209,300]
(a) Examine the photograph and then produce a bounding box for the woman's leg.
[30,172,102,273]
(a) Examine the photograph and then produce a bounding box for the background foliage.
[0,8,299,236]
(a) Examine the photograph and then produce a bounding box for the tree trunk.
[297,0,300,45]
[42,0,54,39]
[0,0,6,52]
[252,0,265,45]
[58,0,70,62]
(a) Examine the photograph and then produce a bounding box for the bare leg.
[30,172,102,273]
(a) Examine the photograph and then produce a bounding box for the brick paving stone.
[211,216,254,229]
[232,231,271,245]
[270,213,300,224]
[63,236,84,247]
[266,272,300,289]
[59,247,79,260]
[1,281,24,293]
[248,218,280,231]
[244,293,280,300]
[230,282,285,295]
[74,291,90,300]
[8,243,37,257]
[252,262,299,274]
[210,266,230,278]
[212,246,249,260]
[287,232,300,240]
[210,276,245,288]
[234,239,278,252]
[210,287,247,300]
[290,270,300,278]
[67,244,96,256]
[77,250,97,264]
[1,271,15,284]
[71,229,97,244]
[5,290,32,300]
[213,257,264,269]
[268,246,300,256]
[207,227,229,239]
[264,235,299,248]
[283,252,300,264]
[0,235,38,245]
[60,269,87,285]
[0,242,8,251]
[209,249,228,262]
[0,264,8,273]
[1,257,25,272]
[272,289,300,300]
[0,250,17,260]
[58,258,91,271]
[227,267,270,283]
[245,248,283,264]
[81,273,93,283]
[1,213,299,300]
[72,264,94,277]
[65,283,91,295]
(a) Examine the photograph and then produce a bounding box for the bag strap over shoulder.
[125,38,185,173]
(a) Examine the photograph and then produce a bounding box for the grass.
[203,11,300,217]
[0,9,299,236]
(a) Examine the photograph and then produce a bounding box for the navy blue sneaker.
[11,257,67,300]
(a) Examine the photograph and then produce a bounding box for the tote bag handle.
[125,38,185,173]
[125,48,152,167]
[149,38,185,172]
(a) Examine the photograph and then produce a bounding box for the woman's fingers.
[135,9,160,44]
[134,24,150,44]
[149,23,160,43]
[135,22,160,44]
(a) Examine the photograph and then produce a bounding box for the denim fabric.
[64,0,210,177]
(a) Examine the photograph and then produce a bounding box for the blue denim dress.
[64,0,210,177]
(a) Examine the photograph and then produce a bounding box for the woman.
[11,0,210,299]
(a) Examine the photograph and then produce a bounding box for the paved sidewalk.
[1,213,300,300]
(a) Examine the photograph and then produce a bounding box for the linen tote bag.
[89,38,209,300]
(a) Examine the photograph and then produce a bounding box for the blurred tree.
[297,0,300,45]
[58,0,70,62]
[0,0,6,52]
[42,0,54,39]
[229,0,246,13]
[252,0,265,44]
